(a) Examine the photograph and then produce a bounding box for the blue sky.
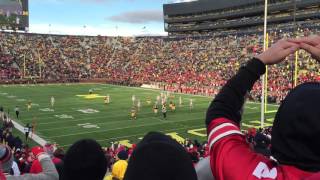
[28,0,195,36]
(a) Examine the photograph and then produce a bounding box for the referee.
[162,105,167,120]
[15,106,20,119]
[24,123,32,142]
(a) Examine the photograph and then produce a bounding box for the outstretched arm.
[206,40,299,180]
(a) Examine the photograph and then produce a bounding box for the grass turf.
[0,83,278,149]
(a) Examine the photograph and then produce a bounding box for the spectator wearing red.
[30,144,61,174]
[5,146,59,180]
[206,38,320,179]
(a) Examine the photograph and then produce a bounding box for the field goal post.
[262,26,299,129]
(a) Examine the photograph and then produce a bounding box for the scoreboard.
[0,0,29,31]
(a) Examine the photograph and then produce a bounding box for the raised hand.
[255,39,299,65]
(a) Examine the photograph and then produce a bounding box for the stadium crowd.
[1,21,320,103]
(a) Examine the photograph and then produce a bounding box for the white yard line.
[11,120,47,146]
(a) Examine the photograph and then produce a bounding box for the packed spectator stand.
[1,21,320,103]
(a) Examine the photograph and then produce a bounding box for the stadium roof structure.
[163,0,320,36]
[163,0,264,16]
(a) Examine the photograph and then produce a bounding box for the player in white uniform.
[106,94,110,103]
[179,96,183,107]
[51,96,55,107]
[137,99,141,111]
[189,99,193,111]
[132,95,136,105]
[161,97,167,106]
[156,95,161,105]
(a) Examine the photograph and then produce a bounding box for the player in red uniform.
[206,39,320,180]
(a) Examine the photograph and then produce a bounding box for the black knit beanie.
[124,132,197,180]
[63,139,107,180]
[271,82,320,172]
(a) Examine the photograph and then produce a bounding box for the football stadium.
[0,0,320,179]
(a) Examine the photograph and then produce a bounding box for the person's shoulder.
[277,165,317,179]
[113,160,124,169]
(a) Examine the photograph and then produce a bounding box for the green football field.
[0,83,278,149]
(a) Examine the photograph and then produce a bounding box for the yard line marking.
[10,119,47,146]
[265,110,277,113]
[242,123,259,128]
[266,118,274,123]
[247,101,279,107]
[250,120,273,126]
[39,116,170,131]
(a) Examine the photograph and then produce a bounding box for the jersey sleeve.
[208,118,280,180]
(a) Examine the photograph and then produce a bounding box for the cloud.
[107,9,163,24]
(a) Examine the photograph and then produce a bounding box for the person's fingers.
[287,38,302,44]
[280,40,301,49]
[291,36,320,46]
[300,43,319,55]
[279,45,299,58]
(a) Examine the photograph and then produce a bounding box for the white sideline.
[11,120,47,146]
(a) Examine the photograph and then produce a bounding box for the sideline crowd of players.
[128,92,193,120]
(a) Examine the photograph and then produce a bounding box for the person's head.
[0,144,13,174]
[117,150,128,161]
[53,148,65,160]
[271,82,320,172]
[63,139,107,180]
[124,132,197,180]
[43,143,55,158]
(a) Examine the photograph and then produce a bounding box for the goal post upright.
[261,0,268,128]
[264,33,269,114]
[294,51,298,87]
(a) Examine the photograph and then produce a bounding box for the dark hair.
[63,139,108,180]
[124,132,197,180]
[53,148,65,160]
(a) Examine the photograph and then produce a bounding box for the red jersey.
[30,157,61,174]
[208,118,315,180]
